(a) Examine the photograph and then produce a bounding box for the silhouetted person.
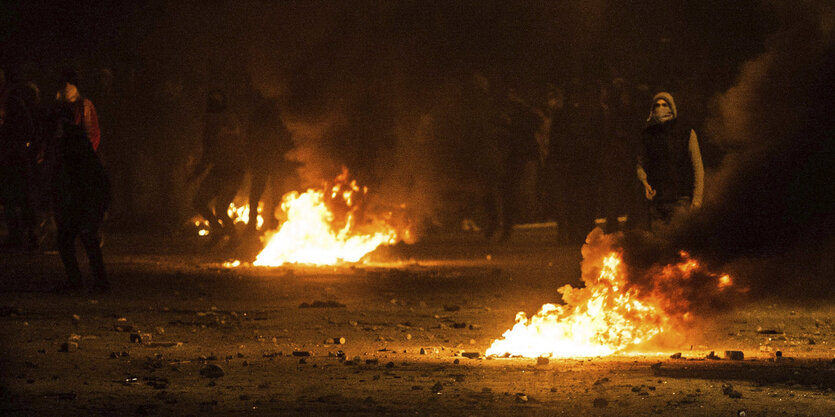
[191,90,245,244]
[558,79,605,244]
[0,68,39,249]
[542,83,571,240]
[637,92,704,230]
[598,77,640,233]
[496,88,540,240]
[50,69,110,292]
[245,93,294,234]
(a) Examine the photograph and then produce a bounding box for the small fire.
[253,170,398,266]
[487,229,737,358]
[227,202,264,229]
[192,202,264,237]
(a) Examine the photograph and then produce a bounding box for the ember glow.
[253,171,398,266]
[227,202,264,229]
[487,229,737,358]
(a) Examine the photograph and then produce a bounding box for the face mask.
[652,102,673,123]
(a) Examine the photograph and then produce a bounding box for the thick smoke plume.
[622,1,835,301]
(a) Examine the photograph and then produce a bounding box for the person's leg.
[0,166,24,247]
[56,221,83,289]
[214,169,245,238]
[482,187,499,240]
[248,170,268,233]
[80,226,107,291]
[193,169,223,230]
[499,172,516,242]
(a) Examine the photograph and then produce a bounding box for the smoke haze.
[622,1,835,300]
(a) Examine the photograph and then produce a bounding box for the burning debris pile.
[487,229,744,358]
[253,169,399,267]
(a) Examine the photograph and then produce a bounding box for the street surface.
[1,228,834,416]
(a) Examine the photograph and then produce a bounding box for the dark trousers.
[53,184,109,288]
[1,159,37,246]
[56,214,106,288]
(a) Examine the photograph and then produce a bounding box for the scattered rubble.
[59,342,78,353]
[299,300,346,308]
[725,350,744,360]
[722,384,742,399]
[592,397,608,408]
[199,364,225,378]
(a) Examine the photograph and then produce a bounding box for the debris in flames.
[253,170,399,266]
[487,229,737,358]
[192,202,263,236]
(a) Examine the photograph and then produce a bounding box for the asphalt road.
[1,229,834,416]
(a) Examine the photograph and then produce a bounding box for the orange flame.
[487,229,737,358]
[253,171,398,266]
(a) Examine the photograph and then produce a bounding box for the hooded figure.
[636,92,704,227]
[55,69,101,152]
[49,69,110,292]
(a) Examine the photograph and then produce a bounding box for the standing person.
[542,83,571,242]
[245,93,294,235]
[54,69,101,152]
[499,87,541,237]
[50,69,110,292]
[558,79,605,244]
[0,68,39,249]
[636,92,704,230]
[598,77,639,234]
[191,89,246,244]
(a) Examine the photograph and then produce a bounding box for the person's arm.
[688,129,704,207]
[636,144,655,200]
[83,99,100,151]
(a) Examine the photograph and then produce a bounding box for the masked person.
[50,69,110,292]
[636,92,704,230]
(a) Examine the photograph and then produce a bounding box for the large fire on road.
[252,170,399,266]
[487,229,741,358]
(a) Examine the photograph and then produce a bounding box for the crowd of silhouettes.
[464,71,704,244]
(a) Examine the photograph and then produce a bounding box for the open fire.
[487,229,739,358]
[252,169,399,266]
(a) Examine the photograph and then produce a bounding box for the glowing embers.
[227,202,264,229]
[192,202,263,237]
[487,252,667,359]
[253,172,398,267]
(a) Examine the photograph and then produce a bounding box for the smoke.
[623,1,835,300]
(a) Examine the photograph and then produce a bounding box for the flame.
[717,274,733,290]
[487,229,737,359]
[487,252,667,358]
[253,171,398,266]
[227,202,264,229]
